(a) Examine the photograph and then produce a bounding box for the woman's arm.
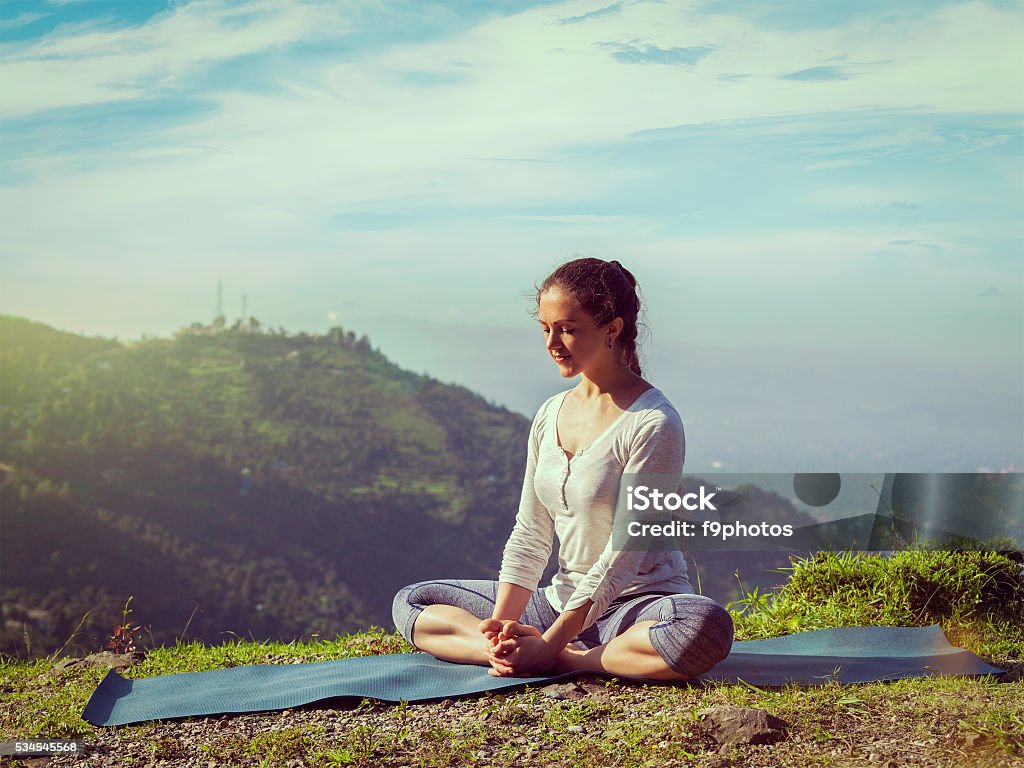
[541,599,592,648]
[492,581,534,621]
[496,406,555,595]
[483,405,557,666]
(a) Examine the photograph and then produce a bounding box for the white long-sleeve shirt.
[498,386,694,631]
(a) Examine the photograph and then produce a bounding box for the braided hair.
[535,257,645,376]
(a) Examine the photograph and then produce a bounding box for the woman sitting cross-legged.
[392,257,734,680]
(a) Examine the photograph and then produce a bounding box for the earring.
[607,338,613,349]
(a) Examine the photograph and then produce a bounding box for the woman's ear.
[607,316,624,344]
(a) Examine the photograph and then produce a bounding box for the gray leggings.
[392,579,734,679]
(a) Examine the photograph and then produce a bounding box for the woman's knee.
[646,595,734,678]
[391,579,497,645]
[391,581,430,645]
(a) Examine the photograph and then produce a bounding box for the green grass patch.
[1,548,1021,766]
[728,549,1024,658]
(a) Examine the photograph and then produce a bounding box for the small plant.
[726,585,772,616]
[106,596,143,655]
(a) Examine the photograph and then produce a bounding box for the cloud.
[601,40,717,65]
[806,158,864,171]
[502,214,624,224]
[781,65,851,81]
[2,0,1022,304]
[0,0,348,117]
[0,0,1018,395]
[377,69,472,89]
[558,2,624,25]
[976,287,1000,298]
[0,12,48,31]
[695,0,970,32]
[888,239,942,251]
[480,157,564,164]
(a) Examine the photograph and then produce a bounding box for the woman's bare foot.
[552,644,590,674]
[494,620,541,647]
[477,618,541,651]
[478,620,554,676]
[489,633,558,676]
[492,621,572,677]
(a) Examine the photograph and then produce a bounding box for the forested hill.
[0,315,533,657]
[0,315,817,658]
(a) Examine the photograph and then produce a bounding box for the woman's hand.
[478,617,515,676]
[479,619,559,677]
[478,618,505,654]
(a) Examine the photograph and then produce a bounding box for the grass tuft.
[728,549,1024,660]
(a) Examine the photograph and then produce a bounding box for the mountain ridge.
[1,314,818,658]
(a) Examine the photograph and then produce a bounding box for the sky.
[1,0,1021,473]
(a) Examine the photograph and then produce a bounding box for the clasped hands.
[477,618,563,677]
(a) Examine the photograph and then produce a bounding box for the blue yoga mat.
[82,624,1003,727]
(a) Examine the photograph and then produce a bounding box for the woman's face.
[538,286,615,378]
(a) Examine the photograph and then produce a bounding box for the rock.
[964,732,989,747]
[567,725,583,733]
[697,705,788,746]
[82,652,135,672]
[52,657,84,672]
[543,682,589,700]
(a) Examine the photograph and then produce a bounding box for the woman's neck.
[575,368,647,401]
